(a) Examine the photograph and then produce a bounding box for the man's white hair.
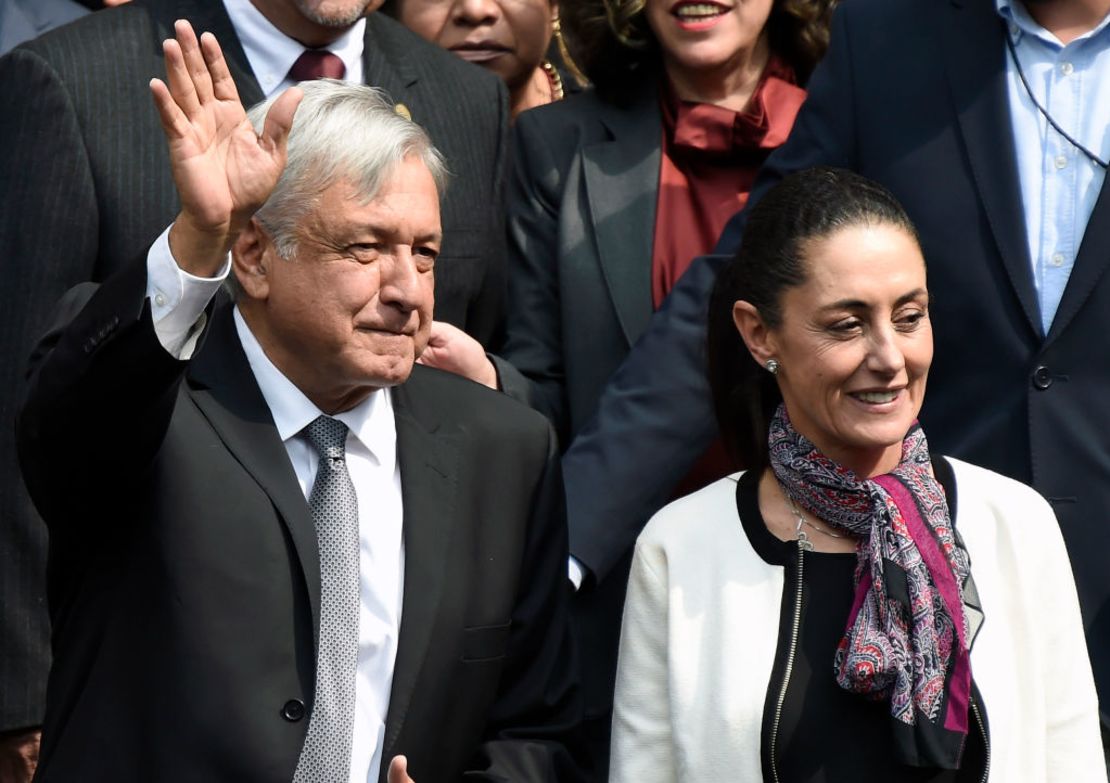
[244,79,448,263]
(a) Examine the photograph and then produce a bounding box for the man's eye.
[348,243,380,259]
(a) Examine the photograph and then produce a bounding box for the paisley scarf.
[768,404,974,768]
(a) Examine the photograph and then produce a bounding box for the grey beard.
[294,0,371,28]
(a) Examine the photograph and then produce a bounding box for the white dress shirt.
[145,231,404,783]
[222,0,365,97]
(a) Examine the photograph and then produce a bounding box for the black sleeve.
[17,256,201,535]
[496,109,571,441]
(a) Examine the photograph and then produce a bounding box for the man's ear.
[232,217,272,301]
[732,300,778,367]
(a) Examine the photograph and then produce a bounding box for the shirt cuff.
[568,556,585,591]
[146,225,230,359]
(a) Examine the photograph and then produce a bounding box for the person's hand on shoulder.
[417,321,499,389]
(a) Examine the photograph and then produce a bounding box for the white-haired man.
[16,23,582,783]
[0,1,509,775]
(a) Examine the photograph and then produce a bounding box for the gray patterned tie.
[294,415,359,783]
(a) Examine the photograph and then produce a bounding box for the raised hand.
[149,20,302,277]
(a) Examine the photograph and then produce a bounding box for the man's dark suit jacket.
[0,0,509,731]
[16,256,582,782]
[562,0,1110,727]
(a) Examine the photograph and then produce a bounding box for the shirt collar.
[222,0,366,98]
[233,307,396,469]
[996,0,1110,49]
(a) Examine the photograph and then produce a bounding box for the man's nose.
[379,250,425,312]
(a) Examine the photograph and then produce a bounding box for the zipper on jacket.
[971,697,990,782]
[765,531,990,782]
[769,538,807,783]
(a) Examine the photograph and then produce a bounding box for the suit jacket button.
[281,699,305,722]
[1032,366,1053,390]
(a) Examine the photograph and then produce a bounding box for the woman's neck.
[511,65,557,119]
[663,33,772,112]
[758,470,858,553]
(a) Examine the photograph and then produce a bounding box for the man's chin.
[294,0,373,28]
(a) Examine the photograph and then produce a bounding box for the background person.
[16,23,583,783]
[385,0,583,118]
[610,167,1105,783]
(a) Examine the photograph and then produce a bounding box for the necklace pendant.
[796,529,814,552]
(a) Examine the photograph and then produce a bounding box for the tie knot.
[288,49,346,82]
[304,415,349,460]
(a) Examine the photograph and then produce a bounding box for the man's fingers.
[260,86,304,154]
[174,19,215,106]
[200,31,239,104]
[387,755,412,783]
[162,37,200,119]
[149,78,191,140]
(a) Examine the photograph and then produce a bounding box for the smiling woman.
[608,168,1106,782]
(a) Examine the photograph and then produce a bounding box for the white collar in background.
[222,0,367,98]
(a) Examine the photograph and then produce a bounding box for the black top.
[736,466,986,782]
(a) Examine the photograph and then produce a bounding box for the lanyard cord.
[1003,25,1109,170]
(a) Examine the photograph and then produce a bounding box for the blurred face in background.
[644,0,773,88]
[397,0,555,92]
[251,0,382,45]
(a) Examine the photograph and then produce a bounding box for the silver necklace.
[786,495,844,549]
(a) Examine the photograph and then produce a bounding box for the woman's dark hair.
[707,167,920,469]
[564,0,838,102]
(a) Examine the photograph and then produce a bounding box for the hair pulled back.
[707,167,919,469]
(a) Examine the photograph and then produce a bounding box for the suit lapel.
[148,0,265,107]
[941,0,1042,337]
[582,85,663,346]
[1046,175,1110,343]
[185,304,321,645]
[362,14,418,108]
[381,374,459,760]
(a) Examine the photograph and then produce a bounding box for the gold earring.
[551,11,588,87]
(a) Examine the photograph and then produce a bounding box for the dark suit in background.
[0,0,508,734]
[562,0,1110,729]
[17,258,582,782]
[495,82,661,443]
[490,82,662,773]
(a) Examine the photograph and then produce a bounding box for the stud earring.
[765,359,780,375]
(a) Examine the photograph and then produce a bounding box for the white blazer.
[610,458,1105,782]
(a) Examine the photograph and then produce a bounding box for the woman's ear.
[732,300,778,367]
[232,217,271,301]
